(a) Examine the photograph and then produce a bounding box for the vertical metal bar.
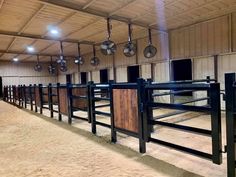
[23,85,27,108]
[90,83,96,134]
[87,81,92,123]
[137,78,146,153]
[48,83,53,118]
[225,73,236,177]
[34,84,37,112]
[57,83,62,121]
[109,81,117,142]
[29,84,33,111]
[206,76,210,105]
[67,83,72,124]
[146,78,154,134]
[209,83,222,164]
[39,84,43,114]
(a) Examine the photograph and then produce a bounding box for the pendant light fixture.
[100,18,116,55]
[56,41,67,72]
[90,44,100,66]
[74,43,84,65]
[34,55,42,72]
[123,23,136,57]
[48,56,56,75]
[144,28,157,58]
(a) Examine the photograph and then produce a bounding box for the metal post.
[87,81,93,123]
[146,78,154,133]
[48,83,53,118]
[90,82,96,134]
[29,84,33,111]
[34,84,37,112]
[206,76,210,105]
[23,85,27,108]
[39,84,43,114]
[109,81,117,143]
[67,83,72,124]
[209,83,222,164]
[137,78,146,153]
[225,73,236,177]
[57,83,62,121]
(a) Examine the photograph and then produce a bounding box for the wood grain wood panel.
[59,88,68,115]
[72,87,87,110]
[35,87,40,106]
[42,87,48,103]
[113,89,138,133]
[51,88,58,104]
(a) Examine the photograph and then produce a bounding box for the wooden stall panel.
[42,87,48,104]
[35,87,40,107]
[51,88,58,104]
[59,88,68,115]
[72,88,87,110]
[113,89,138,133]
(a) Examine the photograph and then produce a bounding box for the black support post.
[23,85,27,108]
[209,83,222,164]
[29,84,33,111]
[34,84,37,112]
[48,83,53,118]
[225,73,236,177]
[90,82,96,134]
[67,83,72,125]
[137,78,146,153]
[39,84,43,114]
[57,83,62,121]
[110,82,117,143]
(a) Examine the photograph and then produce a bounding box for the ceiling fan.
[90,45,100,66]
[34,55,42,72]
[48,56,56,75]
[144,28,157,58]
[74,43,84,65]
[100,18,116,55]
[123,23,136,57]
[56,41,67,72]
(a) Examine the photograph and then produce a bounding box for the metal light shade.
[90,56,100,66]
[144,44,157,58]
[60,63,67,72]
[100,40,116,55]
[123,42,136,57]
[34,64,42,72]
[48,65,56,74]
[74,56,84,65]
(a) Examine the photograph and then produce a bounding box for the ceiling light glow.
[13,57,18,62]
[27,46,35,52]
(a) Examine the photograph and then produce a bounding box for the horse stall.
[2,0,236,176]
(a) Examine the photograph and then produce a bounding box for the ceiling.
[0,0,236,62]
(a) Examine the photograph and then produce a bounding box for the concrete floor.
[23,101,227,177]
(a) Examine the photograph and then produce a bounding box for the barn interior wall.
[0,61,57,86]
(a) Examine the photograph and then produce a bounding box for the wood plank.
[72,87,87,110]
[59,88,68,115]
[113,89,138,133]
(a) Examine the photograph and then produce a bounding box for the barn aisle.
[0,101,201,177]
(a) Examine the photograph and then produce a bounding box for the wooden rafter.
[109,0,138,16]
[0,0,4,9]
[39,0,166,32]
[82,0,97,10]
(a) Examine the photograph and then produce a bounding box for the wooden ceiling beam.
[0,30,94,45]
[82,0,97,10]
[39,0,166,33]
[108,0,138,16]
[0,50,75,58]
[0,0,4,9]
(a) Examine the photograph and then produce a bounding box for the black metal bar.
[39,84,43,114]
[57,83,62,121]
[225,73,236,177]
[178,97,209,105]
[92,97,110,101]
[48,83,53,118]
[95,104,110,108]
[95,121,111,128]
[72,115,88,122]
[137,78,146,153]
[110,81,117,142]
[90,82,96,134]
[87,81,93,123]
[147,102,211,112]
[153,110,187,120]
[209,83,222,164]
[23,85,27,108]
[149,137,213,160]
[67,83,72,125]
[146,83,210,90]
[29,85,33,111]
[151,120,211,136]
[93,111,111,117]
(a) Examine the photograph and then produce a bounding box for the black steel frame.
[225,73,236,177]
